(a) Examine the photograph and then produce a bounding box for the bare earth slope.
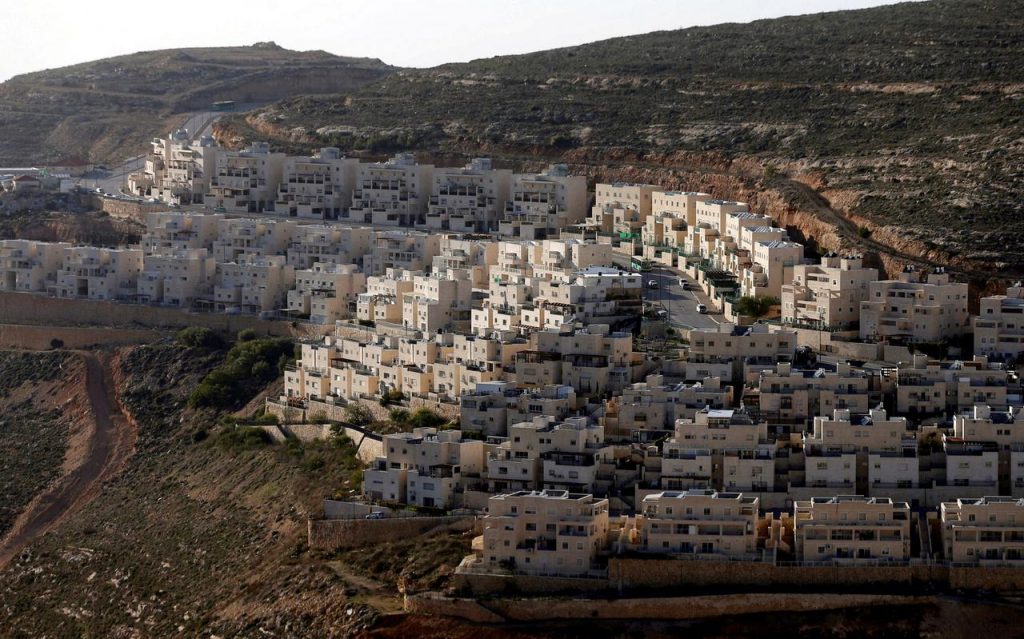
[0,42,395,165]
[219,0,1024,278]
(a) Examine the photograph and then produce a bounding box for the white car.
[648,279,659,289]
[696,303,708,314]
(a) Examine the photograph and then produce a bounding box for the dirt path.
[0,351,136,568]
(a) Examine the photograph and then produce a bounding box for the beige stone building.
[589,182,657,240]
[213,255,294,313]
[137,249,216,307]
[287,262,366,324]
[860,267,969,342]
[486,416,606,494]
[941,496,1024,564]
[211,218,296,264]
[346,153,434,227]
[357,269,418,325]
[782,255,878,329]
[793,496,911,563]
[364,231,441,276]
[142,211,223,255]
[0,240,69,292]
[425,158,511,233]
[752,361,873,432]
[54,247,143,300]
[276,147,358,220]
[499,165,587,240]
[602,375,732,442]
[975,284,1024,361]
[206,142,286,213]
[631,490,760,558]
[132,129,219,204]
[895,355,1011,416]
[476,490,610,576]
[685,324,797,386]
[460,382,577,437]
[285,224,372,270]
[803,408,917,491]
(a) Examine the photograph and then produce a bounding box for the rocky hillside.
[218,0,1024,279]
[0,42,395,166]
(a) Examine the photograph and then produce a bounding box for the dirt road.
[0,351,136,567]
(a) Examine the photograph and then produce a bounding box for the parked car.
[647,279,659,289]
[679,278,688,289]
[364,511,386,520]
[696,303,708,314]
[656,308,668,318]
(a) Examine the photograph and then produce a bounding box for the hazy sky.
[3,0,919,82]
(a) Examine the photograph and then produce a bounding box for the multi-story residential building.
[499,165,587,239]
[589,183,657,239]
[285,224,372,270]
[943,434,1000,491]
[782,255,878,329]
[793,495,911,563]
[130,129,220,204]
[523,266,643,331]
[0,240,69,292]
[275,147,358,219]
[803,408,917,491]
[895,355,1012,416]
[432,235,499,286]
[425,157,511,232]
[486,416,606,494]
[660,408,774,493]
[975,284,1024,362]
[362,428,488,509]
[402,273,474,334]
[211,218,296,263]
[940,496,1024,564]
[357,269,418,325]
[287,262,366,324]
[476,489,610,576]
[517,326,642,397]
[953,405,1024,491]
[460,382,577,438]
[651,190,712,228]
[743,239,804,299]
[54,247,143,300]
[752,361,874,433]
[631,489,760,558]
[137,249,216,307]
[346,153,434,227]
[141,212,223,255]
[602,375,732,441]
[206,142,286,213]
[364,231,441,276]
[213,255,294,313]
[685,324,796,385]
[860,267,969,342]
[694,199,749,236]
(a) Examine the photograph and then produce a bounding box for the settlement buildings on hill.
[12,135,1024,582]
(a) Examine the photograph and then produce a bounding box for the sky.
[2,0,920,82]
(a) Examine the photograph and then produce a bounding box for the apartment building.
[895,355,1012,415]
[213,255,294,313]
[486,416,606,494]
[803,408,917,491]
[517,326,642,397]
[953,405,1024,491]
[589,183,657,239]
[142,212,223,255]
[694,199,749,235]
[660,408,774,493]
[276,147,358,220]
[744,239,804,299]
[753,361,873,432]
[523,266,643,331]
[0,240,69,292]
[424,157,511,232]
[210,218,296,263]
[131,129,219,204]
[685,324,797,385]
[793,496,911,563]
[206,142,286,213]
[651,190,712,228]
[602,375,732,442]
[940,496,1024,564]
[529,239,614,282]
[460,382,577,437]
[357,270,417,325]
[285,224,372,270]
[499,165,587,239]
[54,247,143,300]
[782,255,878,329]
[860,267,969,342]
[632,490,760,558]
[432,235,499,287]
[476,490,609,576]
[287,262,366,324]
[137,249,216,307]
[362,428,488,509]
[346,153,434,227]
[363,231,441,276]
[975,284,1024,361]
[402,273,474,334]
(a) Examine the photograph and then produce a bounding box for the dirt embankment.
[0,350,136,568]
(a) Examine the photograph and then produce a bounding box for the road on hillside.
[0,352,136,568]
[642,267,721,330]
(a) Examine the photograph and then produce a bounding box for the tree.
[389,407,411,426]
[344,403,374,427]
[734,296,779,319]
[407,407,447,430]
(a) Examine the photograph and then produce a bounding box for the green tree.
[733,296,779,319]
[344,403,374,427]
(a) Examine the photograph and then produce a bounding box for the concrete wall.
[0,323,164,350]
[949,566,1024,591]
[406,592,937,623]
[265,396,459,429]
[0,290,295,336]
[94,196,169,220]
[257,421,383,463]
[451,571,609,596]
[307,515,476,550]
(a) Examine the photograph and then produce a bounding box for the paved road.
[642,267,721,330]
[0,352,135,568]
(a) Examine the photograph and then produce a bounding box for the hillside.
[0,42,395,166]
[218,0,1024,278]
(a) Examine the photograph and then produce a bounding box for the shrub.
[175,326,224,350]
[188,336,294,409]
[407,407,447,430]
[733,296,779,319]
[344,403,374,427]
[49,338,64,350]
[237,328,258,343]
[252,412,279,425]
[309,411,329,425]
[389,407,410,426]
[215,425,271,451]
[858,225,872,238]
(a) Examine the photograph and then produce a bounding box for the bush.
[252,412,279,425]
[309,411,329,425]
[49,338,64,350]
[379,389,405,407]
[858,225,872,238]
[389,407,410,426]
[733,296,779,319]
[188,336,294,409]
[175,327,224,350]
[215,425,271,451]
[407,407,447,430]
[344,403,374,427]
[237,328,259,342]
